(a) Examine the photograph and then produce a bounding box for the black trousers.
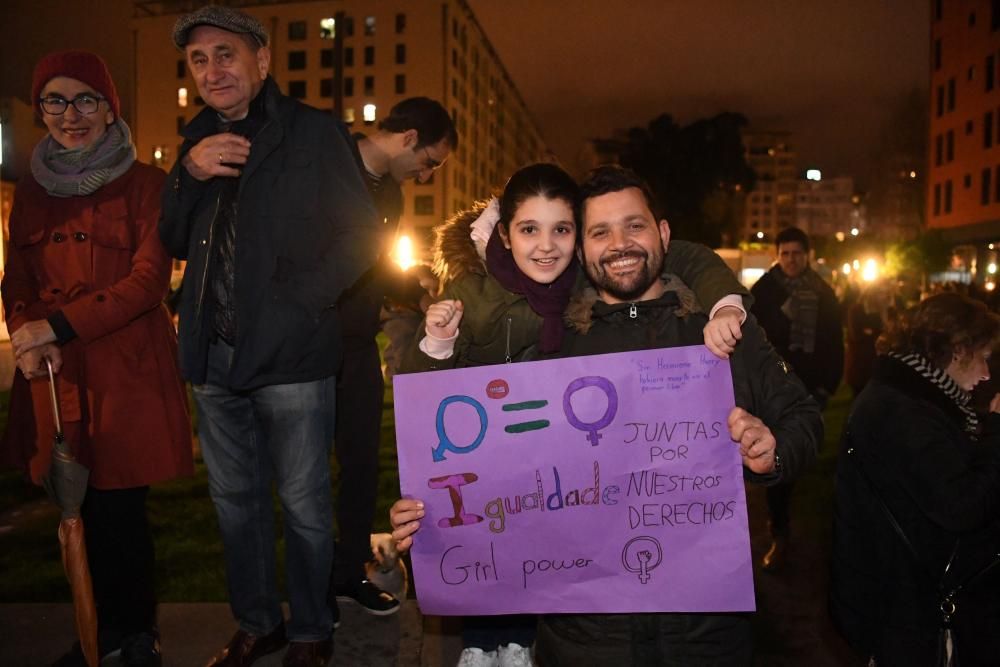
[81,485,156,651]
[765,482,793,537]
[332,339,384,585]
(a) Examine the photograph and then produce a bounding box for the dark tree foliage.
[594,112,756,246]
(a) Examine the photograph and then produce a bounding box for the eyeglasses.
[38,95,106,116]
[420,146,443,171]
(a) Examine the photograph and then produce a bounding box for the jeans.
[194,341,336,641]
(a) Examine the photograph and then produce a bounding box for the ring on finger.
[218,152,224,164]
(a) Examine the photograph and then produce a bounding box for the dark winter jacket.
[750,265,843,398]
[830,356,1000,666]
[401,204,753,372]
[159,77,378,389]
[337,135,416,342]
[535,280,822,666]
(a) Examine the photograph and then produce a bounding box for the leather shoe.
[761,537,788,571]
[282,638,333,667]
[205,622,287,667]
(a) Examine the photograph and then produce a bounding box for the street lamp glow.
[842,263,851,275]
[394,234,416,270]
[862,259,878,282]
[987,281,997,292]
[989,263,997,275]
[835,231,845,242]
[850,227,860,237]
[806,169,822,181]
[853,259,861,270]
[755,231,764,240]
[909,170,917,179]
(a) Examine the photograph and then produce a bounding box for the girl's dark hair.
[877,292,1000,369]
[497,163,580,231]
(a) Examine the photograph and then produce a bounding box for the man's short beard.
[587,250,664,302]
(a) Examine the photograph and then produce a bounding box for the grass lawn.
[0,358,853,603]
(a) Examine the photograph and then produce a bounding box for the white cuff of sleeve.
[709,294,747,323]
[418,330,459,359]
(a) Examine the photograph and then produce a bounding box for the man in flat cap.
[159,6,377,667]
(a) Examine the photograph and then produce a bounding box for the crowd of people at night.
[1,6,999,667]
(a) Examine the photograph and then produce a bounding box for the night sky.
[467,0,929,189]
[1,1,928,189]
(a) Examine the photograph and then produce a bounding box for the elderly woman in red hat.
[1,50,192,666]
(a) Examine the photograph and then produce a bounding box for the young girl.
[395,162,747,666]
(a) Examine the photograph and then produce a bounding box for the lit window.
[320,17,335,39]
[344,107,356,124]
[363,103,377,123]
[365,16,375,35]
[152,146,167,167]
[177,87,188,107]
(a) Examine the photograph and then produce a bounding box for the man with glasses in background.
[331,98,457,617]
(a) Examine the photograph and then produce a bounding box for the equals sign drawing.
[502,400,550,434]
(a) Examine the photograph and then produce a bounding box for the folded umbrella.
[41,359,98,667]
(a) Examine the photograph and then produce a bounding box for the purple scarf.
[485,225,578,354]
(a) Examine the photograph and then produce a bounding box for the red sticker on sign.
[486,379,510,399]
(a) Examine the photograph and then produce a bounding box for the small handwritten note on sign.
[393,346,755,615]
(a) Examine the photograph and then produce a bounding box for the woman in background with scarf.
[1,51,192,667]
[831,292,1000,666]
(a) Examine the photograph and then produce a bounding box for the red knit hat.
[31,50,120,118]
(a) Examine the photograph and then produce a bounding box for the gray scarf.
[775,267,824,354]
[30,117,136,197]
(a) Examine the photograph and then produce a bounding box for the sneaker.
[456,647,499,667]
[497,642,533,667]
[335,579,401,616]
[120,632,162,667]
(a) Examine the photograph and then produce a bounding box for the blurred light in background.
[394,234,415,270]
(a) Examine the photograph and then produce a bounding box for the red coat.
[1,161,193,489]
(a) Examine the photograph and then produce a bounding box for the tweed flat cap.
[172,6,269,50]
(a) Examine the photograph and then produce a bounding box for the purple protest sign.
[393,345,755,615]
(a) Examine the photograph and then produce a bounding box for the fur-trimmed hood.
[431,199,492,292]
[564,273,701,334]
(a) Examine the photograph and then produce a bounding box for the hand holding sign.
[390,498,425,552]
[727,407,777,474]
[426,299,464,339]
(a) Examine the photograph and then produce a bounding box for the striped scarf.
[30,117,136,197]
[888,351,979,436]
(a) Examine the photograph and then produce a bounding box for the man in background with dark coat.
[750,226,843,571]
[332,98,455,615]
